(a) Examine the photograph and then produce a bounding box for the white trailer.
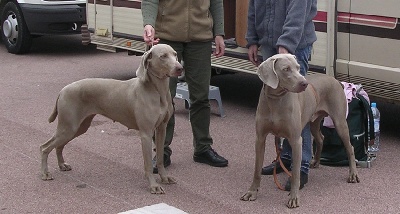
[84,0,400,104]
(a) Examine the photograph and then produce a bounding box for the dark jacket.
[246,0,317,54]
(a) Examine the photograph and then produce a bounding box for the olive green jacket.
[142,0,224,42]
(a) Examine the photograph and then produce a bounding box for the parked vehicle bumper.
[19,3,86,35]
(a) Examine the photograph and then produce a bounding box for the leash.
[273,136,292,191]
[145,40,154,52]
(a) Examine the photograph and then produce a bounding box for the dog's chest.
[155,97,173,126]
[260,100,303,136]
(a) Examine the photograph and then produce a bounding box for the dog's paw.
[41,172,54,181]
[287,196,300,208]
[59,163,72,171]
[347,173,360,183]
[150,185,165,194]
[240,190,258,201]
[160,176,177,184]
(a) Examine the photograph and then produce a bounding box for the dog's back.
[305,73,348,118]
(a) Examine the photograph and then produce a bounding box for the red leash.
[273,136,292,190]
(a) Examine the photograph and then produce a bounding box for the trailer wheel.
[1,1,32,54]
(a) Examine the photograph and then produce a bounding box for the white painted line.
[119,203,188,214]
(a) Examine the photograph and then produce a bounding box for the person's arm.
[246,0,259,65]
[276,0,310,54]
[209,0,224,38]
[210,0,225,57]
[142,0,160,45]
[278,46,289,54]
[214,36,225,57]
[248,44,259,66]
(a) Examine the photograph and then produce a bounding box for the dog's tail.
[48,95,59,123]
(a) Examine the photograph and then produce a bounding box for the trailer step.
[97,45,116,53]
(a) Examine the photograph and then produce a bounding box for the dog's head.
[257,54,308,93]
[136,44,183,81]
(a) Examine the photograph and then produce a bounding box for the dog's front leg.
[154,124,176,185]
[240,132,267,201]
[140,132,164,194]
[287,136,302,208]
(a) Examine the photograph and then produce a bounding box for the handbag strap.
[356,94,375,149]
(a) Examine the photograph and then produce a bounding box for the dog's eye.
[160,54,167,59]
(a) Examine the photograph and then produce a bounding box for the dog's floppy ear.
[136,48,152,81]
[257,56,279,89]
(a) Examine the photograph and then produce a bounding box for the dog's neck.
[264,84,289,99]
[146,70,171,106]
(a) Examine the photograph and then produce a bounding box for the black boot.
[284,171,308,191]
[193,148,228,167]
[152,154,171,174]
[261,159,291,175]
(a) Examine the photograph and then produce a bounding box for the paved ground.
[1,35,399,214]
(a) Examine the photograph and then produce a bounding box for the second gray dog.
[241,54,360,208]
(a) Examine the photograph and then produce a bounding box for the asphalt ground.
[1,35,399,214]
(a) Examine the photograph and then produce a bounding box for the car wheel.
[1,1,32,54]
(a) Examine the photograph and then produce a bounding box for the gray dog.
[241,54,360,208]
[40,44,183,194]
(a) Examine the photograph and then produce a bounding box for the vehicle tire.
[1,1,32,54]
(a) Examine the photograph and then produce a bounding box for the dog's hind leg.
[40,135,58,180]
[40,113,91,180]
[310,116,324,168]
[333,118,360,183]
[40,129,76,180]
[56,115,96,171]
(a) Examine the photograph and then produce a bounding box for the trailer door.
[346,0,400,101]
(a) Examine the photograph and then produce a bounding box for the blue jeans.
[260,45,313,174]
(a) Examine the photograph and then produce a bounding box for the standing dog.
[240,54,360,208]
[40,44,183,194]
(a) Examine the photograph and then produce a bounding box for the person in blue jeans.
[246,0,317,191]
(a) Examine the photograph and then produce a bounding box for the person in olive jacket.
[142,0,228,173]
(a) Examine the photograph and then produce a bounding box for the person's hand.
[213,35,225,58]
[278,46,289,54]
[143,25,160,45]
[248,44,260,66]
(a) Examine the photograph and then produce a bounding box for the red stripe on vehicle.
[338,12,397,29]
[314,11,327,23]
[315,11,397,29]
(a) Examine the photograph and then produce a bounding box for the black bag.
[318,93,374,166]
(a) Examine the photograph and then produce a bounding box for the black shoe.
[193,148,228,167]
[284,171,308,191]
[152,154,171,174]
[261,159,291,175]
